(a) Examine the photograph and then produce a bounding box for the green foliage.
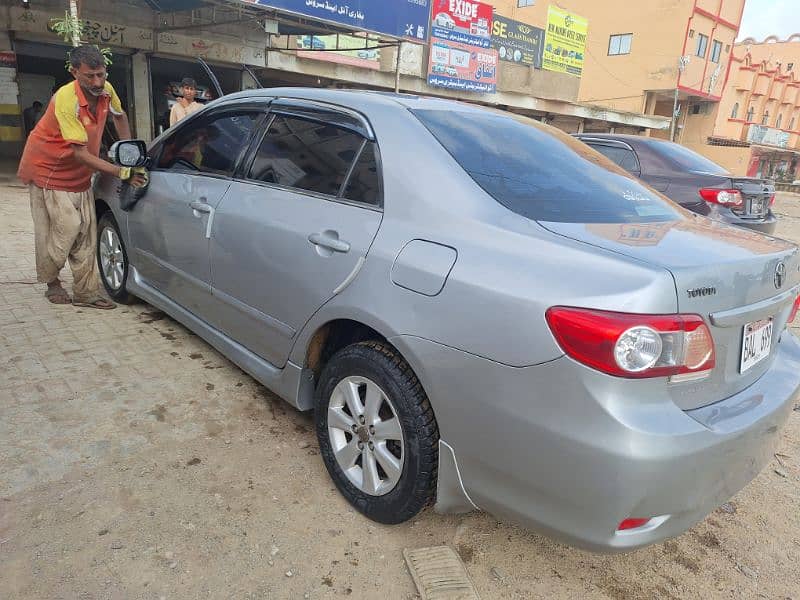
[49,12,114,70]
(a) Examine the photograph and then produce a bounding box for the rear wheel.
[315,341,439,524]
[97,212,135,304]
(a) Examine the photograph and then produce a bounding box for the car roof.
[218,87,490,115]
[574,132,674,150]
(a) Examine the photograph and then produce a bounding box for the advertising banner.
[491,14,544,68]
[429,0,493,48]
[296,34,381,69]
[247,0,432,43]
[542,6,587,77]
[427,38,497,93]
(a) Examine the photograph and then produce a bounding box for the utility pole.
[670,55,691,142]
[394,41,402,93]
[69,0,80,47]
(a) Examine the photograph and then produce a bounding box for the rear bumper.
[706,205,778,234]
[391,329,800,552]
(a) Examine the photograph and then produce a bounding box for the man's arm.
[112,111,132,140]
[73,144,123,177]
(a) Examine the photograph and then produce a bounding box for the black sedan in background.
[575,134,777,234]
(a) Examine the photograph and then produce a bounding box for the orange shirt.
[18,80,123,192]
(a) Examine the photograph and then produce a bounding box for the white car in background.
[434,12,456,29]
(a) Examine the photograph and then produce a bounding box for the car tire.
[315,341,439,524]
[97,211,135,304]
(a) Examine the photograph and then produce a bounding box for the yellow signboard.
[542,6,588,77]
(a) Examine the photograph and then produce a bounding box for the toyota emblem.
[774,262,786,289]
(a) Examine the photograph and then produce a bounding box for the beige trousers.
[29,184,103,302]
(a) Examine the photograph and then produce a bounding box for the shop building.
[1,0,670,163]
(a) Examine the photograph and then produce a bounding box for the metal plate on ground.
[403,546,480,600]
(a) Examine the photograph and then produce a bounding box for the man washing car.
[17,45,146,309]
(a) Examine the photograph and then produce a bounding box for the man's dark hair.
[180,77,197,88]
[32,101,43,109]
[69,45,105,69]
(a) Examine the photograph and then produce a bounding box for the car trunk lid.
[730,176,775,219]
[538,217,800,410]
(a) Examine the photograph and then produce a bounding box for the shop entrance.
[149,55,242,136]
[13,39,133,146]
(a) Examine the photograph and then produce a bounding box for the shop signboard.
[296,33,382,69]
[245,0,432,43]
[542,5,587,77]
[156,33,265,66]
[427,38,497,93]
[10,8,154,50]
[491,14,543,68]
[426,0,496,93]
[429,0,493,48]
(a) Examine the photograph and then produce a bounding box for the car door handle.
[190,200,213,214]
[308,232,351,253]
[189,200,215,239]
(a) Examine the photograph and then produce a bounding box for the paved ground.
[2,183,800,600]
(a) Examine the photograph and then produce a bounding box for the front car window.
[157,112,259,175]
[412,108,681,224]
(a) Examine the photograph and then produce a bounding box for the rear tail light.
[769,194,776,207]
[790,295,800,324]
[617,518,651,531]
[699,188,744,208]
[545,307,715,380]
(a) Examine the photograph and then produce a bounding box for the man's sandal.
[72,297,116,310]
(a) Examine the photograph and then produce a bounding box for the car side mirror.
[109,140,149,167]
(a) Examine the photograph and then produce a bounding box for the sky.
[737,0,799,42]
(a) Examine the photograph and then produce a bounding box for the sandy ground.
[1,184,800,600]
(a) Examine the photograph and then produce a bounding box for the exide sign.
[448,0,478,20]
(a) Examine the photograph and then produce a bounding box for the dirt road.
[2,183,799,599]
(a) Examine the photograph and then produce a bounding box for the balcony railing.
[745,124,792,148]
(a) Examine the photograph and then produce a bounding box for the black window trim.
[234,106,384,211]
[149,99,271,181]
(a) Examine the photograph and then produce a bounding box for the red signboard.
[427,39,497,93]
[430,0,493,47]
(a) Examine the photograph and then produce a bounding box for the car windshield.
[651,140,729,175]
[411,109,682,224]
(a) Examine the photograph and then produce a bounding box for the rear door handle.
[190,199,215,239]
[308,231,351,253]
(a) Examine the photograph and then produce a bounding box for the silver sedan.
[95,89,800,552]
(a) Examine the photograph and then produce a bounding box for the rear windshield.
[651,140,729,175]
[412,109,682,223]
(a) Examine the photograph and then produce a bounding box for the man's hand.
[119,166,149,187]
[130,167,149,188]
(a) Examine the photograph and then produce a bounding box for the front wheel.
[97,211,135,304]
[315,341,439,524]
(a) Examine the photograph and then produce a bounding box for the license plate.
[740,318,773,373]
[748,198,765,215]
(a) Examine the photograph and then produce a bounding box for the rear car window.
[248,114,364,198]
[412,109,681,223]
[585,143,640,174]
[650,140,729,175]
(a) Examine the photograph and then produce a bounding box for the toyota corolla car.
[575,133,778,234]
[95,89,800,552]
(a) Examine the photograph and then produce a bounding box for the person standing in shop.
[169,77,202,126]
